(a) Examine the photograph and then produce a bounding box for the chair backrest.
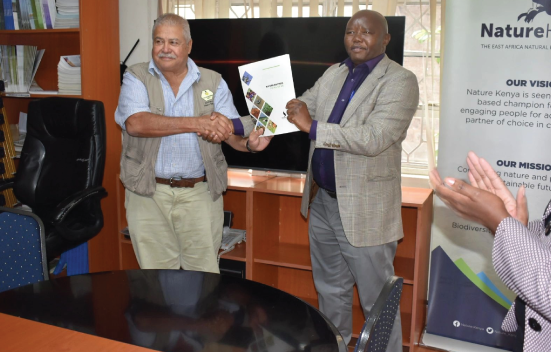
[0,207,48,293]
[12,97,107,259]
[14,97,106,215]
[354,276,403,352]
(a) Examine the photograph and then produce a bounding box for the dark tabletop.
[0,269,343,352]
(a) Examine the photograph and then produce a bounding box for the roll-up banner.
[426,0,551,350]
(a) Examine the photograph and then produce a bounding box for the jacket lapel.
[340,55,391,126]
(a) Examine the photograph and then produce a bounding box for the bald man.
[286,10,419,350]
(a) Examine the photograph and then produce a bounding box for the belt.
[155,176,205,188]
[323,188,337,199]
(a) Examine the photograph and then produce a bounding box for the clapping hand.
[466,151,528,225]
[429,168,510,233]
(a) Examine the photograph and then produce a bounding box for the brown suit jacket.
[299,55,419,247]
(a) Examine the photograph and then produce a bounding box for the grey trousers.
[309,189,402,351]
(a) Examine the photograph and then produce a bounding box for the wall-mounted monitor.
[189,17,405,173]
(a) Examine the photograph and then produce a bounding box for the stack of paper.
[0,45,45,95]
[57,55,81,95]
[54,0,78,28]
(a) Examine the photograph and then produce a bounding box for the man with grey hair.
[115,13,271,273]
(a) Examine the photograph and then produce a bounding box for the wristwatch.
[246,139,257,153]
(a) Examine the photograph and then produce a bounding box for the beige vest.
[119,62,229,200]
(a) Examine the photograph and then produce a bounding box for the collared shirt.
[115,58,241,179]
[309,53,385,192]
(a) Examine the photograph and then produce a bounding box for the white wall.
[119,0,157,67]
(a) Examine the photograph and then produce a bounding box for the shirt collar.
[340,53,385,73]
[148,57,201,83]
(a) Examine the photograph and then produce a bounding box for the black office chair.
[0,206,48,292]
[0,97,107,261]
[354,276,404,352]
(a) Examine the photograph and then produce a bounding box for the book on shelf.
[3,0,14,30]
[25,0,35,30]
[26,0,35,29]
[0,0,56,30]
[0,44,44,94]
[13,0,21,30]
[14,0,22,30]
[31,0,41,29]
[25,0,32,29]
[41,0,55,29]
[58,54,80,95]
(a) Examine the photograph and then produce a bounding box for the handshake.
[198,98,312,152]
[197,112,272,153]
[196,112,238,143]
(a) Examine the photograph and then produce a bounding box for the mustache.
[158,53,177,59]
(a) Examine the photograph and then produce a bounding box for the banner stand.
[426,0,551,350]
[421,332,509,352]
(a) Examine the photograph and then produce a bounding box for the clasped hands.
[197,112,271,152]
[197,112,234,142]
[198,98,313,143]
[430,151,528,234]
[197,97,313,150]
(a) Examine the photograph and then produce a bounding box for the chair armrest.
[50,186,108,223]
[0,178,16,192]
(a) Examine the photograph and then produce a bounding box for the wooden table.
[0,313,151,351]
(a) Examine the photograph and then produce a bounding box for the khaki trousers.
[125,182,223,273]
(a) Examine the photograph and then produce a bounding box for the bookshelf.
[0,0,121,272]
[230,174,433,351]
[118,170,433,351]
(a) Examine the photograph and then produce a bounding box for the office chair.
[0,206,48,292]
[354,276,404,352]
[0,97,107,261]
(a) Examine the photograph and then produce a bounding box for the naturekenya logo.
[481,0,551,38]
[518,0,551,23]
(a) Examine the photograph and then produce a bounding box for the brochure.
[238,54,299,136]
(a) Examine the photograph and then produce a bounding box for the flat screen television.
[189,17,405,173]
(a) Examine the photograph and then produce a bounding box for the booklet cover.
[238,54,299,136]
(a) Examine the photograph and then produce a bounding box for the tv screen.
[189,17,405,173]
